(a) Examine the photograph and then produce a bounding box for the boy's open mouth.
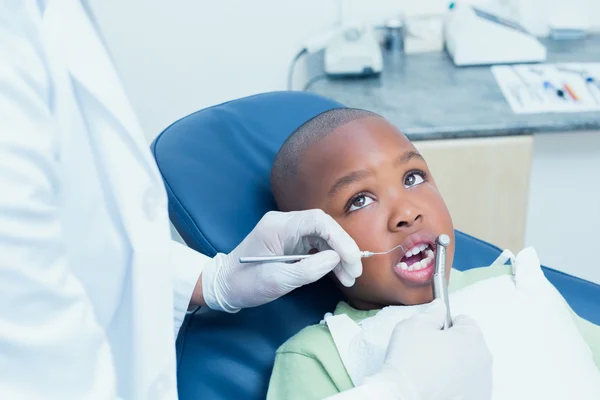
[393,242,436,284]
[398,243,435,271]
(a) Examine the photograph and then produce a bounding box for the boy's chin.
[352,290,435,310]
[395,289,435,306]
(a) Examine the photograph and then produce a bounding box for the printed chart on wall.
[492,63,600,114]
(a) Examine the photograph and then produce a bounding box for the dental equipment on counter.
[557,66,600,103]
[402,8,445,54]
[445,2,546,66]
[432,234,452,330]
[239,244,405,264]
[287,24,382,91]
[324,26,383,78]
[492,62,600,113]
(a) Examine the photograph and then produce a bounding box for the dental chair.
[151,91,600,400]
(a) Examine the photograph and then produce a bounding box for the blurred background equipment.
[445,2,547,66]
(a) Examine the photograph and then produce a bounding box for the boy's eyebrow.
[327,170,372,197]
[327,151,425,198]
[396,151,424,166]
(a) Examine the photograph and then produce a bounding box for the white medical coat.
[0,1,210,398]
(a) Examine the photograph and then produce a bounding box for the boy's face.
[297,117,454,309]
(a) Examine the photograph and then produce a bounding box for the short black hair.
[270,107,380,211]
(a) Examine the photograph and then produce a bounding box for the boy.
[266,108,600,399]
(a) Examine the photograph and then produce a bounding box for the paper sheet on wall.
[492,63,600,114]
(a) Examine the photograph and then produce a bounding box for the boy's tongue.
[403,253,423,266]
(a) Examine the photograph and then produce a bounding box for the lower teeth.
[398,249,434,271]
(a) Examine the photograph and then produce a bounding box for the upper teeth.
[405,243,428,257]
[397,244,434,271]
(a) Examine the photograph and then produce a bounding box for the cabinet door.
[525,130,600,284]
[413,136,533,252]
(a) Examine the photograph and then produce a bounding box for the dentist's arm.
[170,240,209,337]
[325,302,493,400]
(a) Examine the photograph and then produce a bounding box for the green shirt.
[266,264,600,400]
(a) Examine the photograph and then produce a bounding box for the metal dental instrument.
[432,234,453,330]
[239,243,405,264]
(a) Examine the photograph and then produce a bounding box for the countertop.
[307,36,600,140]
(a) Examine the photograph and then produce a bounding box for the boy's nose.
[390,200,423,231]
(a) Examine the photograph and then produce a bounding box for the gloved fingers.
[411,299,446,329]
[280,250,342,287]
[292,210,362,278]
[449,314,486,338]
[333,263,356,287]
[308,237,361,287]
[339,259,362,284]
[451,314,479,328]
[306,236,331,253]
[448,314,492,365]
[391,299,446,334]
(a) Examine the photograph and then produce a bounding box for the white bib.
[325,247,600,400]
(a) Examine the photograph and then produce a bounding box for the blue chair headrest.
[153,91,345,256]
[151,91,600,400]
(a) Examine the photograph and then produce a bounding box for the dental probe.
[432,234,453,330]
[239,244,405,264]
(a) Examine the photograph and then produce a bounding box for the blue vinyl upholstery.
[151,91,600,400]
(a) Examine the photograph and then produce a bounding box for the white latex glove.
[360,300,493,400]
[202,210,362,313]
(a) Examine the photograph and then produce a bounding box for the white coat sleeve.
[170,240,210,337]
[0,3,117,398]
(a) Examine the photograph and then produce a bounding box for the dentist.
[0,2,492,399]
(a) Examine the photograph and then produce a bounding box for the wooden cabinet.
[413,136,533,253]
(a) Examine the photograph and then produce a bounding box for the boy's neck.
[348,299,402,311]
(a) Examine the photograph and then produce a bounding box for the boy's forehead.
[303,117,413,167]
[297,118,416,196]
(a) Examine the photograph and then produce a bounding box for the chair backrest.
[151,91,600,400]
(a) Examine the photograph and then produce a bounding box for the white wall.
[90,0,340,141]
[517,0,600,36]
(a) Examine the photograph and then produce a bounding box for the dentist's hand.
[364,300,493,400]
[201,210,362,313]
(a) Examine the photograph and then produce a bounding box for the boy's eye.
[348,195,374,212]
[404,172,425,187]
